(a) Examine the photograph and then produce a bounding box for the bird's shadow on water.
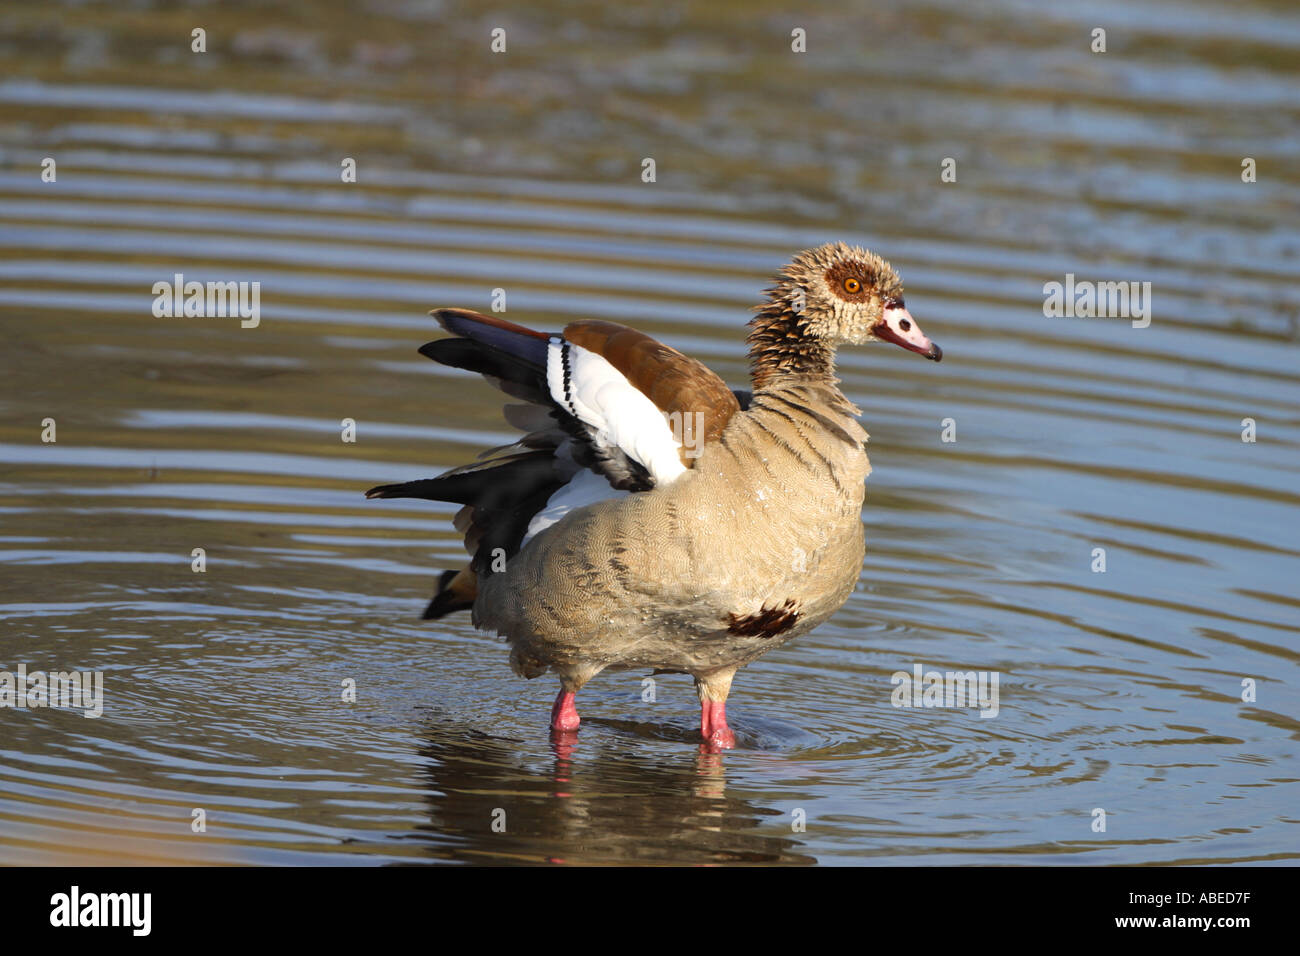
[404,711,817,865]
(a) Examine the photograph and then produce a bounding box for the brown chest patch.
[726,599,800,637]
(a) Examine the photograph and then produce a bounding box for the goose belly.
[476,450,869,674]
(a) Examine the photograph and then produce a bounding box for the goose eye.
[843,277,862,294]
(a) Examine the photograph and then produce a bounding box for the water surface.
[0,0,1297,865]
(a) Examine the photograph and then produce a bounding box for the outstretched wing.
[365,309,742,616]
[560,319,742,476]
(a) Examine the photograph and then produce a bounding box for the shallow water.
[1,0,1297,865]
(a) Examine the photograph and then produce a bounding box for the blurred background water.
[0,0,1297,865]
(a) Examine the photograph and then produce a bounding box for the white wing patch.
[521,469,630,547]
[546,338,687,486]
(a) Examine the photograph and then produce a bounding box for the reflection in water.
[414,720,813,865]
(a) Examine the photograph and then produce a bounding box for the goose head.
[775,242,942,361]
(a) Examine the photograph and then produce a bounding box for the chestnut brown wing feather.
[562,320,741,466]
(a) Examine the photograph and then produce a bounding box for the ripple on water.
[1,0,1299,866]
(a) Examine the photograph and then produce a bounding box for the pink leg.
[550,689,580,732]
[700,700,736,750]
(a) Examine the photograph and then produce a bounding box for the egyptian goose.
[368,242,941,749]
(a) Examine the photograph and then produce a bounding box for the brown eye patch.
[823,262,871,303]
